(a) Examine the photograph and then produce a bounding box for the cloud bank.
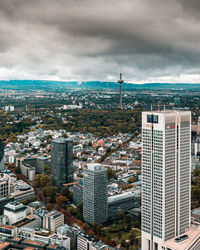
[0,0,200,83]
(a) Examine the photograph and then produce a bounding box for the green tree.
[61,186,73,201]
[34,175,42,187]
[128,176,136,184]
[56,195,67,208]
[92,222,102,235]
[42,185,58,203]
[40,175,51,187]
[107,167,116,180]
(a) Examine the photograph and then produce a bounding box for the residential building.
[51,138,73,190]
[142,110,191,250]
[83,164,108,225]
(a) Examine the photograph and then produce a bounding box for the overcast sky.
[1,0,200,83]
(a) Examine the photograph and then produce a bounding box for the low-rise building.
[108,190,140,220]
[4,202,27,225]
[0,225,18,238]
[77,233,94,250]
[43,210,64,232]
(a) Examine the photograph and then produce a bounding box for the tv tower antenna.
[118,72,124,109]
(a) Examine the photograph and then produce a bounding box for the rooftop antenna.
[118,72,124,109]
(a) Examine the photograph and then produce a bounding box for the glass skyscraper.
[50,138,73,190]
[83,163,108,225]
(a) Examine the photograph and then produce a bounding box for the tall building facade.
[142,110,191,250]
[0,141,5,171]
[83,164,108,225]
[51,138,73,190]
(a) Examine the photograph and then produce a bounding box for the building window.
[147,114,158,124]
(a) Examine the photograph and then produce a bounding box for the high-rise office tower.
[83,163,108,225]
[0,141,5,171]
[142,110,191,250]
[51,138,73,190]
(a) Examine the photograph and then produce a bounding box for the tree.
[61,186,73,201]
[128,176,136,184]
[77,203,83,214]
[40,175,51,187]
[107,167,116,180]
[42,185,58,203]
[34,175,42,187]
[56,195,67,208]
[128,230,136,240]
[92,222,102,235]
[44,166,51,175]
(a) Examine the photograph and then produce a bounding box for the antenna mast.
[118,72,124,109]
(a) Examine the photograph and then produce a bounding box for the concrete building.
[57,223,82,250]
[83,164,108,225]
[0,237,66,249]
[16,156,50,175]
[77,233,94,250]
[0,197,14,215]
[142,110,191,250]
[43,210,64,232]
[49,233,71,250]
[0,177,9,198]
[4,201,27,225]
[108,190,140,220]
[51,138,73,190]
[0,225,18,238]
[11,183,35,203]
[19,163,36,181]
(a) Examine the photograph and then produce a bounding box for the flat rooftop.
[87,163,106,172]
[163,225,200,250]
[143,110,191,114]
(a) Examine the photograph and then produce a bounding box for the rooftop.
[4,201,26,211]
[143,109,191,114]
[52,138,72,144]
[87,163,106,172]
[163,225,200,250]
[108,190,140,204]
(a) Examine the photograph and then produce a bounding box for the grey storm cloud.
[0,0,200,82]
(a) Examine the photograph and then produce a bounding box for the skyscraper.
[0,141,5,171]
[51,138,73,190]
[142,110,191,250]
[83,163,108,225]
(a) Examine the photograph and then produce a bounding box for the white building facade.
[4,202,27,225]
[142,110,191,250]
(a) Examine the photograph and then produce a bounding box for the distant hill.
[0,80,200,91]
